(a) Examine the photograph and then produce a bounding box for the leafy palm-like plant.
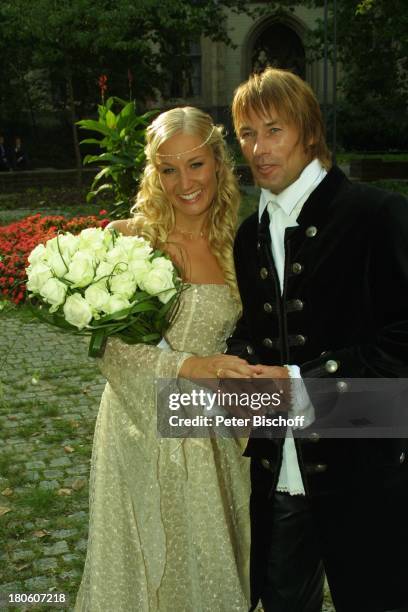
[77,97,157,219]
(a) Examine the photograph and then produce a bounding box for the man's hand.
[253,365,289,379]
[252,365,292,411]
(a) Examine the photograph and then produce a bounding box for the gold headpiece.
[156,125,216,160]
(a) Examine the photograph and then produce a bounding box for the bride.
[75,106,258,611]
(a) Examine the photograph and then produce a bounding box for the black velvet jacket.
[228,166,408,489]
[228,166,408,609]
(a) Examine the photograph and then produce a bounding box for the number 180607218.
[0,592,68,607]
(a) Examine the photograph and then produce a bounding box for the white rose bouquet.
[25,227,183,357]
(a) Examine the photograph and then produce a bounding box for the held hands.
[178,354,262,418]
[179,354,262,379]
[252,365,292,412]
[252,365,289,379]
[178,358,292,417]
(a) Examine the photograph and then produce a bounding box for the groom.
[227,67,408,612]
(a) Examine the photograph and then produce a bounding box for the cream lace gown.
[75,285,251,612]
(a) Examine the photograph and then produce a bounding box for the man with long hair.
[228,67,408,612]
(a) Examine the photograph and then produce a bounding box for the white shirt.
[258,158,327,495]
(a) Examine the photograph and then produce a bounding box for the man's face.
[237,107,312,194]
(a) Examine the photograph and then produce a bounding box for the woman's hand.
[179,354,262,379]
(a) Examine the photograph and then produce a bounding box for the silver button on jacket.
[292,299,304,311]
[306,225,318,237]
[291,262,303,274]
[263,338,274,348]
[336,381,348,393]
[325,359,339,373]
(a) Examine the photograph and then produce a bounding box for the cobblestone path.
[0,309,104,610]
[0,308,335,611]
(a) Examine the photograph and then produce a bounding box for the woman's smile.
[178,189,203,202]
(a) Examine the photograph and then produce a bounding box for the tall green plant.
[78,97,157,219]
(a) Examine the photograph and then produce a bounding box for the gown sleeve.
[97,337,192,407]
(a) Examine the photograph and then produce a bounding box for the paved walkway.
[0,310,104,610]
[0,309,335,611]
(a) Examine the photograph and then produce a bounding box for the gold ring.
[216,368,224,378]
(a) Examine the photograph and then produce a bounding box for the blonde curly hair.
[130,106,240,297]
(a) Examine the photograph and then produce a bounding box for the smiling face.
[237,107,313,194]
[156,132,218,224]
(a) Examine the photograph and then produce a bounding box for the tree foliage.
[304,0,408,149]
[0,0,272,166]
[306,0,407,99]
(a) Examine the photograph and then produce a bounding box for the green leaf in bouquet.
[129,301,160,314]
[27,301,78,333]
[140,332,161,343]
[93,304,139,324]
[158,297,177,318]
[88,328,108,358]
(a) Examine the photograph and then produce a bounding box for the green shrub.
[77,97,157,219]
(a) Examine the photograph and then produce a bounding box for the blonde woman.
[75,107,257,611]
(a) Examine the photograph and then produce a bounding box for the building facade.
[162,4,332,135]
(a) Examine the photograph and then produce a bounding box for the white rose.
[158,287,177,304]
[106,246,129,268]
[39,278,68,312]
[59,233,80,256]
[78,227,108,261]
[78,227,103,244]
[128,258,152,284]
[26,262,53,293]
[28,243,46,266]
[103,228,114,249]
[151,256,175,273]
[64,252,96,288]
[94,261,115,284]
[140,268,176,303]
[116,235,152,260]
[84,283,111,312]
[46,249,70,277]
[109,271,137,300]
[101,294,131,317]
[63,293,93,329]
[46,233,79,258]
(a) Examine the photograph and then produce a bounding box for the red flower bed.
[0,214,108,305]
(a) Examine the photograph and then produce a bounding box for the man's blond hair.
[232,67,332,169]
